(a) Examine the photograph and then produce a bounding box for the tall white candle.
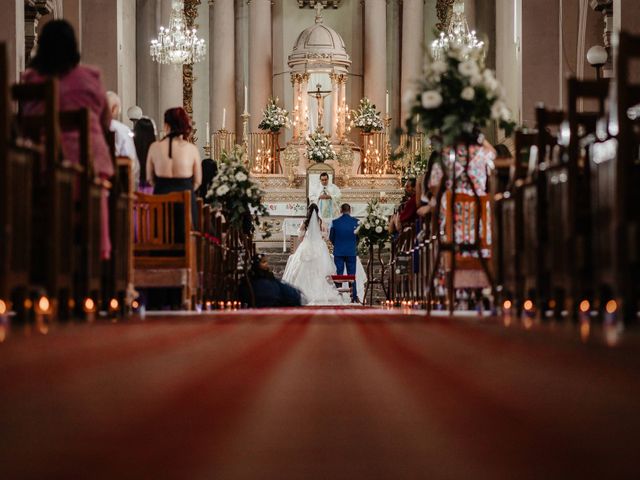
[222,108,226,130]
[244,84,248,113]
[385,90,389,115]
[206,121,210,141]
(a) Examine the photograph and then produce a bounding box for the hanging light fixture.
[431,0,485,61]
[150,0,206,65]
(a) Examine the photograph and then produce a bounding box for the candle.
[206,121,210,142]
[385,90,389,115]
[222,108,226,130]
[244,84,248,113]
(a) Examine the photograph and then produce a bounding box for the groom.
[329,203,359,302]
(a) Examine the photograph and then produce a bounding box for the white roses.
[458,60,479,77]
[235,171,248,182]
[461,87,475,101]
[215,185,230,196]
[421,90,443,109]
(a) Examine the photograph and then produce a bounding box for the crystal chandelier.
[431,1,485,61]
[150,0,206,65]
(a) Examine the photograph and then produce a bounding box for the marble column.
[82,0,136,123]
[210,0,235,133]
[158,0,183,124]
[0,0,25,84]
[330,73,340,141]
[363,0,387,115]
[400,0,424,125]
[248,0,272,131]
[136,0,161,127]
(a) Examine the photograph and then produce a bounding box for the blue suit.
[329,214,359,300]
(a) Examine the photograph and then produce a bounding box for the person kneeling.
[243,254,302,308]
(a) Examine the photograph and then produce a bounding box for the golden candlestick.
[241,111,250,166]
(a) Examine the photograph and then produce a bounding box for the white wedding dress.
[282,212,343,305]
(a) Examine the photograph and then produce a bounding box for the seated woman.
[133,116,157,193]
[243,254,302,308]
[146,107,202,235]
[21,19,114,259]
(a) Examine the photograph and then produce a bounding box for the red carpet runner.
[1,309,639,479]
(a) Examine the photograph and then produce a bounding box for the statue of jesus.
[309,83,331,132]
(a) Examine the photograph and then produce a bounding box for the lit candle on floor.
[83,297,96,323]
[35,296,51,334]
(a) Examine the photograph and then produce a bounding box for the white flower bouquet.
[206,146,269,235]
[402,151,431,184]
[258,98,290,133]
[405,44,515,146]
[355,199,390,254]
[351,97,384,133]
[306,129,335,163]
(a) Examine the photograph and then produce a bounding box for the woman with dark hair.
[196,157,217,200]
[146,107,202,228]
[282,203,342,304]
[133,117,157,193]
[241,254,302,308]
[21,19,114,258]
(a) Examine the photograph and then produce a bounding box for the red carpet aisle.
[1,309,639,479]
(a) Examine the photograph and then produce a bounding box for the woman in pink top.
[21,20,114,259]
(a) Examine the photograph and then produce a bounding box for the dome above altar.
[287,9,351,74]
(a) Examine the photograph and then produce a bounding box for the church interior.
[2,0,640,477]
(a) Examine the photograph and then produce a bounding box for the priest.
[309,172,342,221]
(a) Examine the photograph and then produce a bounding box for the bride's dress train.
[282,212,342,305]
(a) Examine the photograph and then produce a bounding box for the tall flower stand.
[363,243,388,306]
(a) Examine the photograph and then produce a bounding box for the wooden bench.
[133,191,196,309]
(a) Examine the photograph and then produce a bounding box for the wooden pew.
[108,156,133,312]
[133,191,195,309]
[496,130,536,308]
[0,44,37,318]
[11,78,81,316]
[517,106,564,313]
[613,32,640,319]
[57,108,104,315]
[545,78,607,315]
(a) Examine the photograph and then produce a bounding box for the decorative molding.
[436,0,455,32]
[182,0,201,142]
[297,0,341,8]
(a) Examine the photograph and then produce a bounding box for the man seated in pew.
[21,19,114,259]
[107,91,140,188]
[242,254,303,308]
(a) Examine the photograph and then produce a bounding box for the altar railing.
[249,132,282,174]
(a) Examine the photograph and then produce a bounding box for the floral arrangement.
[355,199,390,254]
[258,98,289,133]
[206,146,270,236]
[351,97,384,133]
[306,129,335,163]
[405,44,515,146]
[401,151,431,184]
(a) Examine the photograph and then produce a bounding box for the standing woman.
[133,116,157,193]
[146,107,202,231]
[21,19,114,259]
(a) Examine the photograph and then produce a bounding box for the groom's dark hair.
[341,203,351,213]
[319,172,329,179]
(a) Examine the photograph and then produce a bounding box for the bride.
[282,204,343,305]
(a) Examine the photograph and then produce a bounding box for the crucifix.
[308,83,332,132]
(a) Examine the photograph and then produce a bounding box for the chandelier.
[150,0,206,65]
[431,1,485,61]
